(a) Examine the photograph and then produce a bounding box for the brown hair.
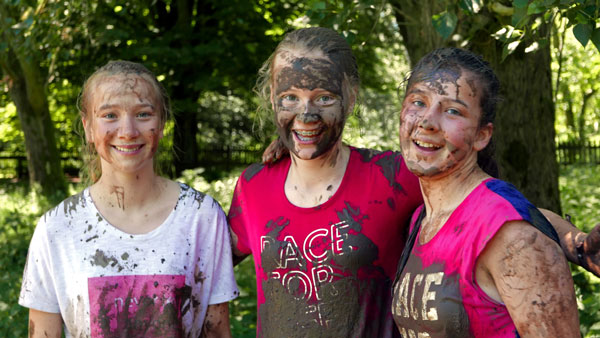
[77,60,172,182]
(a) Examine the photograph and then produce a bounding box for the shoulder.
[238,157,290,185]
[42,190,89,224]
[176,182,223,214]
[479,179,559,242]
[479,219,564,280]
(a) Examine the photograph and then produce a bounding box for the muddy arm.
[479,220,580,337]
[201,302,232,338]
[540,208,600,277]
[28,309,62,338]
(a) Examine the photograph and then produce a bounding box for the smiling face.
[399,69,492,179]
[83,74,164,175]
[271,50,351,160]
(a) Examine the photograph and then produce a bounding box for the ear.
[82,116,93,143]
[474,122,493,151]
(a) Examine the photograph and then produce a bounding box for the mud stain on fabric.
[243,163,265,182]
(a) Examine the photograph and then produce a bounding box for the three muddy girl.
[391,48,580,336]
[19,61,238,337]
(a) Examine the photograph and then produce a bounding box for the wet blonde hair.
[77,60,172,183]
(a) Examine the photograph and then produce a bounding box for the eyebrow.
[98,103,155,111]
[407,87,469,108]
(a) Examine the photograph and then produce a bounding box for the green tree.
[0,1,67,199]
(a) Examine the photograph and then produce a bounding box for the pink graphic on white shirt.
[88,274,188,337]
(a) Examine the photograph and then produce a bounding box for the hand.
[579,222,600,277]
[262,137,289,164]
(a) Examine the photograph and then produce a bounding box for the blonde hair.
[77,60,172,183]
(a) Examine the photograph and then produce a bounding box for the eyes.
[407,98,463,117]
[99,111,155,120]
[279,93,338,108]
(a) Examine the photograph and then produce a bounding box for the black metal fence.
[1,142,597,179]
[0,146,264,180]
[556,141,600,165]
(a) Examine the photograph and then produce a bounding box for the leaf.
[501,40,521,61]
[312,1,326,11]
[459,0,470,12]
[432,11,458,40]
[527,2,546,15]
[591,28,600,53]
[573,23,592,47]
[512,6,529,27]
[513,0,529,9]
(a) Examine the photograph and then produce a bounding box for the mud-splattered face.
[271,50,349,160]
[83,75,163,174]
[399,70,492,178]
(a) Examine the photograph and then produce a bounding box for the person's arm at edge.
[479,220,580,337]
[540,208,600,277]
[229,229,249,266]
[200,302,231,338]
[28,309,62,338]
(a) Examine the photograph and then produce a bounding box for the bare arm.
[478,221,580,337]
[200,302,231,338]
[28,309,62,338]
[229,227,249,266]
[540,208,600,277]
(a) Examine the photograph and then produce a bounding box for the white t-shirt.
[19,183,239,338]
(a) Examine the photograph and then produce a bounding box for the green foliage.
[0,181,52,337]
[559,165,600,336]
[432,10,459,40]
[552,19,600,143]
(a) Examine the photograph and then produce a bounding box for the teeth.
[114,145,142,152]
[295,129,321,142]
[414,140,440,149]
[295,130,320,136]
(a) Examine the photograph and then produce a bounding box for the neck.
[288,141,349,187]
[419,157,490,218]
[92,164,165,211]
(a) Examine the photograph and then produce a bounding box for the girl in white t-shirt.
[19,60,238,338]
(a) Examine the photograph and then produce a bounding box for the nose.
[118,115,140,139]
[418,105,440,131]
[296,101,320,124]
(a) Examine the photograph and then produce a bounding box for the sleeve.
[227,175,252,255]
[206,201,240,305]
[18,216,61,313]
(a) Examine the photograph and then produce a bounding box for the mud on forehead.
[273,52,344,96]
[410,66,478,99]
[92,74,157,107]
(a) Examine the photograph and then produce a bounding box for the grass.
[1,164,599,336]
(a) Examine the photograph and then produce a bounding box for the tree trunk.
[0,48,67,200]
[171,0,199,175]
[392,0,561,212]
